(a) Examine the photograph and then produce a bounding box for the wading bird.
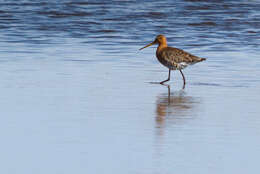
[140,35,206,88]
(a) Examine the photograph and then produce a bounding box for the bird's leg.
[179,69,186,89]
[160,69,171,84]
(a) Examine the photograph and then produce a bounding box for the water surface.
[0,1,260,174]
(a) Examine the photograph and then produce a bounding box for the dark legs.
[156,69,186,89]
[160,69,171,84]
[179,69,186,89]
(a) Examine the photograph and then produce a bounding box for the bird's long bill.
[139,41,155,50]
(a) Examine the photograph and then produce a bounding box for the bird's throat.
[156,43,167,54]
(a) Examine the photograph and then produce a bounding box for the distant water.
[1,1,260,174]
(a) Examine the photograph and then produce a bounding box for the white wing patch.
[176,62,189,70]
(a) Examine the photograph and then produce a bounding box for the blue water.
[1,1,260,174]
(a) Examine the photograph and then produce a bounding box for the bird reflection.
[153,85,200,161]
[155,85,198,130]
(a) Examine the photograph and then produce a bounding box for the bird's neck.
[156,42,168,53]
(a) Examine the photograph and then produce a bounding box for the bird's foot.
[149,82,162,84]
[159,79,170,84]
[149,81,169,85]
[160,81,166,85]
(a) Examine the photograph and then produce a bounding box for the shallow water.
[1,0,260,173]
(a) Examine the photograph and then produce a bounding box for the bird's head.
[139,35,167,50]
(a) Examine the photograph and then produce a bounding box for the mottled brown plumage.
[157,47,205,70]
[139,34,206,88]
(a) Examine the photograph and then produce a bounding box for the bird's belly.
[157,57,190,70]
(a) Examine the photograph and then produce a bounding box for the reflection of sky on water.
[1,1,260,174]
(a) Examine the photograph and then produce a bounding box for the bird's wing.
[162,47,203,64]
